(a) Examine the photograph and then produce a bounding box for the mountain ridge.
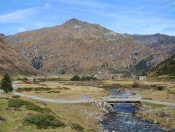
[0,38,39,75]
[2,18,170,75]
[128,33,175,55]
[147,55,175,78]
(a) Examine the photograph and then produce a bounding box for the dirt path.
[142,99,175,107]
[12,92,175,106]
[143,107,174,114]
[12,92,95,104]
[12,82,175,106]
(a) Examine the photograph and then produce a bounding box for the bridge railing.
[102,95,142,101]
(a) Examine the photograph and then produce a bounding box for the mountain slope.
[147,55,175,77]
[0,38,38,75]
[128,34,175,55]
[3,18,167,74]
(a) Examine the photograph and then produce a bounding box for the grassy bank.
[0,97,68,132]
[14,79,108,100]
[1,76,108,132]
[102,79,175,103]
[0,96,104,132]
[138,102,175,131]
[102,78,175,131]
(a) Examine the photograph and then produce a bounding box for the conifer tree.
[0,73,13,93]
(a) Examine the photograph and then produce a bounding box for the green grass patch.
[57,86,70,90]
[8,98,29,109]
[8,99,52,113]
[71,123,84,132]
[16,87,51,92]
[47,90,60,93]
[24,114,65,129]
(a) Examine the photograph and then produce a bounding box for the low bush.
[57,87,70,90]
[24,114,65,129]
[156,86,165,91]
[0,116,6,121]
[25,103,43,112]
[47,78,61,81]
[132,82,139,88]
[17,77,28,81]
[17,77,33,84]
[81,76,96,81]
[12,95,20,98]
[87,129,95,132]
[16,87,33,92]
[16,87,51,92]
[70,75,96,81]
[71,123,84,132]
[8,99,52,113]
[41,108,53,114]
[70,75,81,81]
[8,99,29,109]
[34,87,51,91]
[47,91,60,93]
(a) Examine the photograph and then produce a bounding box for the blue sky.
[0,0,175,35]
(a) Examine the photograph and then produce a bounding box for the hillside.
[128,34,175,55]
[0,33,5,37]
[147,55,175,78]
[3,18,167,75]
[0,38,38,75]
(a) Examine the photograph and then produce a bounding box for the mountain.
[128,34,175,55]
[147,55,175,78]
[0,33,5,39]
[0,33,5,37]
[0,38,38,75]
[3,18,167,75]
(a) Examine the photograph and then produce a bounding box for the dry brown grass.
[140,102,175,131]
[46,102,104,131]
[0,98,73,132]
[103,79,174,85]
[0,96,103,132]
[102,79,175,103]
[9,79,108,131]
[15,80,108,100]
[140,89,175,103]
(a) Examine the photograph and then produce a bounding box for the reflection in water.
[101,89,164,132]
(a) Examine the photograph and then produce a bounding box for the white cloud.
[0,2,52,24]
[0,8,39,23]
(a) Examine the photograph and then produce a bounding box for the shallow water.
[101,88,164,132]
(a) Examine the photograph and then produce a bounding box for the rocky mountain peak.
[63,18,82,26]
[3,18,168,75]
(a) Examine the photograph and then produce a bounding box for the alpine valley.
[2,18,175,75]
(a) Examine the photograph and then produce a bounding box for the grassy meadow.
[1,75,175,131]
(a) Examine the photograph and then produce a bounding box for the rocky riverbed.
[99,88,165,132]
[136,104,175,131]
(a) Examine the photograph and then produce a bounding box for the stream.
[101,88,164,132]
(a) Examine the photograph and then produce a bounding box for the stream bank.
[100,88,164,132]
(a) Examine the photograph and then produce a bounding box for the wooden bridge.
[102,95,142,104]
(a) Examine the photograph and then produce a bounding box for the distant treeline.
[70,75,96,81]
